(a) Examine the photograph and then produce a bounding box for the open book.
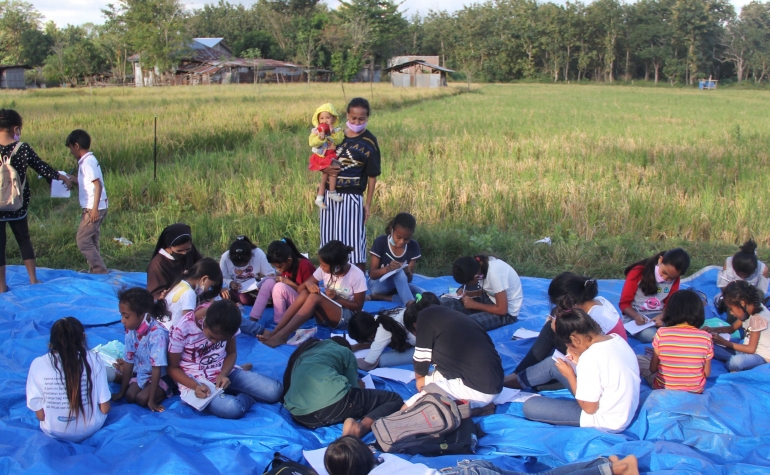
[181,379,224,411]
[239,278,259,293]
[379,262,408,282]
[319,290,342,307]
[552,349,577,372]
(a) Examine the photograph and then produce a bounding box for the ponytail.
[733,239,760,276]
[118,287,171,324]
[377,309,410,352]
[48,317,94,425]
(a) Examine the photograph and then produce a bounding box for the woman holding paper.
[282,338,403,437]
[619,248,690,343]
[0,109,73,292]
[368,213,424,304]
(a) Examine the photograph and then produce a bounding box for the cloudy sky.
[33,0,750,28]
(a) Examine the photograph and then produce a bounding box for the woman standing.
[0,109,72,292]
[320,98,381,268]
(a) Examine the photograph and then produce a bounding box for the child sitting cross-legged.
[637,289,713,393]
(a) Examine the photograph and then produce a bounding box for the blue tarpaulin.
[1,265,768,474]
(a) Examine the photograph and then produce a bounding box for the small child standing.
[637,290,713,393]
[65,130,108,274]
[308,103,345,209]
[112,287,174,412]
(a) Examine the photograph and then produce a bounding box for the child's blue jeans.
[368,269,424,304]
[522,396,582,427]
[440,457,612,475]
[713,345,768,372]
[205,368,282,419]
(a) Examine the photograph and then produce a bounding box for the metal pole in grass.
[153,116,157,181]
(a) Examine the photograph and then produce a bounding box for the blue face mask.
[388,235,396,246]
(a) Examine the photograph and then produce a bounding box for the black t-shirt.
[335,130,381,195]
[369,235,422,268]
[413,306,504,395]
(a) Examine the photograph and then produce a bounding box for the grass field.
[0,82,768,279]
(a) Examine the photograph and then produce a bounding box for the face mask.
[346,121,367,133]
[654,265,669,283]
[388,235,396,246]
[195,278,209,296]
[12,129,20,142]
[171,251,187,261]
[136,315,150,335]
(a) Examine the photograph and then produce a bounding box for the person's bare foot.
[342,418,367,437]
[259,330,273,339]
[369,293,393,302]
[503,373,522,389]
[241,363,253,371]
[262,336,286,348]
[29,279,41,285]
[90,269,110,275]
[609,455,639,475]
[0,285,8,293]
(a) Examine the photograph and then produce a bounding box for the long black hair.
[548,272,599,305]
[732,240,759,277]
[403,292,441,332]
[348,309,410,353]
[48,317,96,425]
[624,248,690,296]
[552,296,603,344]
[117,287,170,324]
[281,338,321,402]
[267,238,305,282]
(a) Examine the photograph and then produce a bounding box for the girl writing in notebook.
[219,235,274,306]
[368,212,424,304]
[167,300,282,419]
[260,240,366,347]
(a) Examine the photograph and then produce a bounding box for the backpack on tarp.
[261,452,318,475]
[372,383,478,455]
[0,142,25,212]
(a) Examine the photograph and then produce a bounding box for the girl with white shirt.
[26,317,111,442]
[440,255,523,331]
[323,436,640,475]
[219,235,274,305]
[348,307,416,370]
[162,258,222,331]
[522,301,640,433]
[510,273,626,388]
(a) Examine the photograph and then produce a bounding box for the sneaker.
[328,191,344,202]
[314,195,327,209]
[287,328,317,346]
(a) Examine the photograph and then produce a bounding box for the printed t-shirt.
[365,308,417,365]
[312,264,367,300]
[574,334,640,432]
[283,340,358,416]
[744,306,770,361]
[77,152,108,210]
[619,265,679,314]
[652,324,713,393]
[26,352,110,442]
[124,319,169,387]
[219,248,274,287]
[481,258,523,316]
[413,306,503,395]
[334,130,381,195]
[168,310,240,396]
[369,235,422,269]
[162,280,196,331]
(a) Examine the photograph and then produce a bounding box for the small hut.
[0,65,30,89]
[384,57,453,88]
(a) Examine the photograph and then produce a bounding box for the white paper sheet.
[440,293,463,300]
[319,291,342,307]
[492,387,521,405]
[50,172,70,198]
[362,374,375,389]
[378,262,408,282]
[623,319,657,335]
[240,278,258,293]
[552,349,577,371]
[303,448,330,475]
[369,367,415,384]
[339,334,370,358]
[512,328,541,340]
[510,392,540,403]
[180,379,224,411]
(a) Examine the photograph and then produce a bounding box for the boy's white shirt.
[77,152,108,210]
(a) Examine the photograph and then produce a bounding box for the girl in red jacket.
[619,248,690,343]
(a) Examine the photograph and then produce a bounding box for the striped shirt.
[652,324,713,393]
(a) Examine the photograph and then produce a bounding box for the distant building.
[384,56,453,88]
[0,65,30,89]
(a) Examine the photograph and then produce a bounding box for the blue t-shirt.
[369,235,422,268]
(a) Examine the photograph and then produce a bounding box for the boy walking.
[65,130,109,274]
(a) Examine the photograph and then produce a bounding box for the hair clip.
[415,293,422,303]
[281,238,287,243]
[236,235,245,240]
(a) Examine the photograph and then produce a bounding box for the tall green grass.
[1,83,767,278]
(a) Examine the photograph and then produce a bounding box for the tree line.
[0,0,768,86]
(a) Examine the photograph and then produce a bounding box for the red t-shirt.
[619,265,680,313]
[284,258,316,285]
